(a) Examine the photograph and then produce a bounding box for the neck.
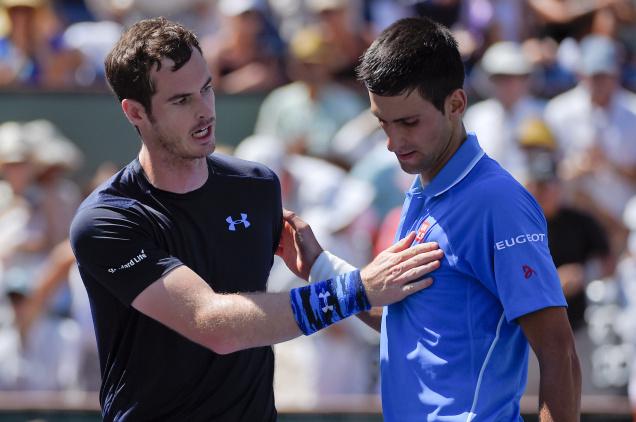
[420,124,467,185]
[138,146,209,193]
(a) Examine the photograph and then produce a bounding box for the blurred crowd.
[2,0,636,417]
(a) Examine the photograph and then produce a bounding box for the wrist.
[289,269,371,335]
[309,251,356,283]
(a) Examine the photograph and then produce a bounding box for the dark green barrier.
[0,91,266,183]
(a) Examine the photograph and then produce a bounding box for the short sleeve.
[70,201,182,306]
[470,183,567,322]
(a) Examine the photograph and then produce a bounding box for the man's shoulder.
[209,153,278,182]
[462,157,531,205]
[76,162,139,213]
[545,85,585,114]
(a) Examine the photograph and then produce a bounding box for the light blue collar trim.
[409,132,484,197]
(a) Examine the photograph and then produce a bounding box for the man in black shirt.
[69,17,443,421]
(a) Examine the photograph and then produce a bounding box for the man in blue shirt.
[352,17,580,420]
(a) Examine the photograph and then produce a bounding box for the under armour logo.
[226,213,251,231]
[318,290,333,313]
[522,265,536,279]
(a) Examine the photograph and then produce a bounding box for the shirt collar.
[409,131,485,197]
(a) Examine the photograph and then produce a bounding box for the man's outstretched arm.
[132,212,443,354]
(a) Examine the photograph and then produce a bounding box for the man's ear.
[446,89,467,118]
[121,99,149,127]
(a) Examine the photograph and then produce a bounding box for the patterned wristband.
[289,269,371,336]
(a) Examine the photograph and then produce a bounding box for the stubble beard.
[152,121,211,163]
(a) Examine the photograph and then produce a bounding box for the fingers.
[386,231,416,253]
[282,208,306,232]
[401,277,433,295]
[399,241,441,260]
[393,256,441,285]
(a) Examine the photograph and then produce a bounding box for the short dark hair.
[356,17,464,113]
[105,17,202,113]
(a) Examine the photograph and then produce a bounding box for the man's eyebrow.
[166,77,213,102]
[372,112,419,123]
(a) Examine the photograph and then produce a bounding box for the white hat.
[307,0,347,13]
[0,121,31,164]
[233,134,286,177]
[218,0,263,16]
[322,177,375,233]
[481,41,532,76]
[22,119,83,171]
[579,35,619,76]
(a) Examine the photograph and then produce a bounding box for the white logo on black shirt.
[107,249,147,273]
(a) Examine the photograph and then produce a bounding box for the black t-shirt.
[547,206,610,331]
[70,154,282,421]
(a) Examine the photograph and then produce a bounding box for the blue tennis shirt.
[380,133,566,421]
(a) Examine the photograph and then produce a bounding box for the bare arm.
[132,265,301,355]
[19,239,76,338]
[132,215,442,354]
[527,0,613,23]
[518,307,581,421]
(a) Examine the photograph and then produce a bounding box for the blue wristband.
[289,269,371,336]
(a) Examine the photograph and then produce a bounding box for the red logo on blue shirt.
[522,265,536,279]
[415,221,431,243]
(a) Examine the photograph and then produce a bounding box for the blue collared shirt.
[380,132,566,421]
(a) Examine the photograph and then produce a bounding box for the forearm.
[134,265,366,355]
[356,307,383,332]
[197,290,303,354]
[537,348,581,421]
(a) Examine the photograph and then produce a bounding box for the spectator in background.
[202,0,286,94]
[465,41,546,182]
[330,108,407,221]
[545,34,636,255]
[306,0,369,90]
[0,264,82,391]
[24,119,82,251]
[60,19,123,87]
[13,162,120,392]
[617,197,636,419]
[527,0,631,43]
[0,120,82,392]
[0,0,81,88]
[253,26,366,160]
[520,123,616,398]
[520,120,615,332]
[0,121,44,270]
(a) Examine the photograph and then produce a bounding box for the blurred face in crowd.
[1,161,34,195]
[370,88,466,182]
[318,6,348,29]
[134,49,216,162]
[526,179,561,218]
[490,74,530,109]
[586,73,617,108]
[229,10,263,39]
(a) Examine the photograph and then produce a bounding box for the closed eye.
[172,96,189,105]
[401,119,419,127]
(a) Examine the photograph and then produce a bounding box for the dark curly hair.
[105,17,202,114]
